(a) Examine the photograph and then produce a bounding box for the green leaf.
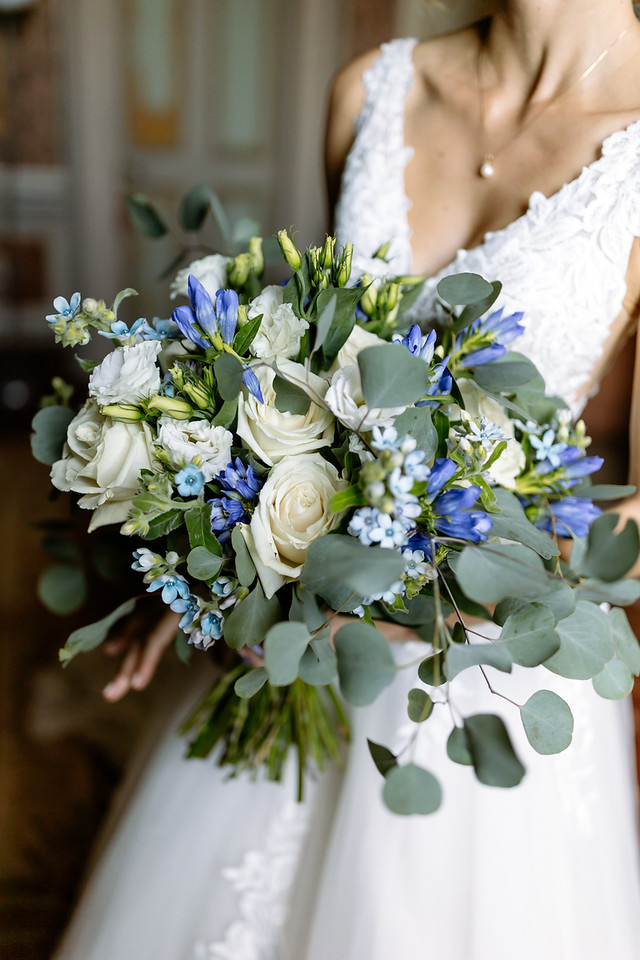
[499,603,561,666]
[464,714,526,787]
[451,543,550,605]
[186,505,221,554]
[392,406,437,461]
[417,652,447,686]
[454,280,502,333]
[574,513,640,582]
[187,546,223,581]
[263,621,311,685]
[367,739,397,777]
[234,667,268,698]
[31,406,75,465]
[233,311,263,357]
[112,287,138,316]
[571,482,636,501]
[385,594,436,627]
[126,193,167,238]
[313,288,337,351]
[495,581,576,625]
[520,690,574,754]
[273,373,311,415]
[42,536,83,565]
[38,564,87,615]
[317,286,361,364]
[59,598,137,665]
[334,621,396,705]
[231,525,256,586]
[222,583,282,650]
[446,726,473,765]
[437,272,493,307]
[214,353,245,400]
[472,351,540,390]
[544,600,614,680]
[212,397,238,428]
[76,356,99,372]
[174,628,192,665]
[382,763,442,815]
[592,658,634,699]
[446,642,513,680]
[358,344,429,407]
[609,607,640,675]
[179,184,213,231]
[302,535,404,604]
[143,508,186,540]
[407,688,434,722]
[575,577,640,606]
[298,637,338,685]
[489,488,560,559]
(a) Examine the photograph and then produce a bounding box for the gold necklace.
[477,26,631,179]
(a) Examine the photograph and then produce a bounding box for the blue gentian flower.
[46,292,81,323]
[147,573,190,605]
[425,458,457,501]
[240,366,264,403]
[393,326,437,362]
[480,308,525,345]
[174,464,205,497]
[536,444,604,479]
[218,457,263,500]
[433,486,493,542]
[456,308,525,367]
[459,343,506,367]
[536,497,602,538]
[215,289,239,344]
[210,497,246,541]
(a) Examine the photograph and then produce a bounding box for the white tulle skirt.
[55,634,640,960]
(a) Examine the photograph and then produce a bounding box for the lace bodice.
[335,37,640,415]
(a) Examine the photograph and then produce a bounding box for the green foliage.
[186,504,221,554]
[437,272,493,307]
[233,311,263,357]
[234,667,268,699]
[316,287,361,365]
[454,280,502,333]
[298,637,338,685]
[464,714,526,787]
[263,621,311,686]
[447,726,473,765]
[472,351,540,391]
[573,513,640,582]
[214,353,245,400]
[407,688,434,723]
[126,193,167,238]
[609,607,640,675]
[418,653,447,686]
[273,373,311,415]
[38,564,87,615]
[544,601,614,679]
[592,658,634,700]
[489,488,560,559]
[186,546,223,581]
[358,344,429,407]
[452,543,550,605]
[302,535,404,607]
[222,583,282,650]
[520,690,574,754]
[446,642,513,680]
[575,578,640,606]
[179,184,215,232]
[31,406,74,465]
[382,763,442,815]
[334,621,396,705]
[59,598,137,665]
[392,406,438,461]
[367,739,398,777]
[499,603,561,667]
[231,525,256,586]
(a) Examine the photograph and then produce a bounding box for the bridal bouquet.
[32,229,640,815]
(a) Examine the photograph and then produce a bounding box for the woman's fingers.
[102,640,142,702]
[130,610,181,691]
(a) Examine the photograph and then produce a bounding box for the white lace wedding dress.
[55,38,640,960]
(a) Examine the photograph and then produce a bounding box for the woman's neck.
[484,0,639,104]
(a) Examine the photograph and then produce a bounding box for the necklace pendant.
[479,159,495,179]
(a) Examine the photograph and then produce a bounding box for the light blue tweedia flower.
[392,325,437,362]
[402,548,434,580]
[218,457,264,500]
[362,578,406,606]
[147,573,190,605]
[370,426,400,452]
[348,507,385,546]
[211,576,235,601]
[403,449,430,482]
[536,497,602,539]
[466,415,506,452]
[98,317,146,343]
[210,497,246,541]
[188,611,225,649]
[131,547,161,572]
[174,464,205,498]
[530,428,566,467]
[170,593,201,631]
[368,513,410,549]
[141,317,180,341]
[46,292,81,323]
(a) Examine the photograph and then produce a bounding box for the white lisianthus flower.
[155,417,233,482]
[170,254,231,299]
[89,340,162,406]
[329,323,386,373]
[245,453,347,596]
[51,400,156,531]
[247,285,309,361]
[457,379,525,489]
[236,358,334,465]
[324,364,405,433]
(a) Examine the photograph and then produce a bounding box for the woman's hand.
[102,606,181,702]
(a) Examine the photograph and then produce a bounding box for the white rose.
[247,285,309,361]
[155,417,233,481]
[170,254,231,299]
[89,340,162,406]
[246,454,347,596]
[324,364,405,433]
[50,400,156,531]
[457,379,526,489]
[236,358,334,465]
[329,323,386,373]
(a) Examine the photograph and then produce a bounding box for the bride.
[56,1,640,957]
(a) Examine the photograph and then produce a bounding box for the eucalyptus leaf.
[446,726,473,765]
[446,642,513,680]
[233,311,264,357]
[334,621,396,706]
[454,280,502,333]
[42,536,83,565]
[592,658,634,700]
[302,535,403,604]
[490,488,560,559]
[451,543,550,605]
[231,525,256,586]
[273,373,311,415]
[384,594,436,628]
[234,667,268,699]
[358,344,429,408]
[187,546,223,581]
[222,583,281,650]
[575,513,640,582]
[38,564,87,616]
[437,272,493,307]
[298,637,338,685]
[571,483,636,501]
[393,406,437,461]
[575,578,640,606]
[382,763,442,815]
[214,353,245,401]
[464,714,526,787]
[544,600,613,680]
[31,406,74,465]
[407,688,434,722]
[212,397,238,428]
[367,739,398,777]
[59,598,137,665]
[186,504,221,554]
[499,604,561,666]
[263,621,311,686]
[318,286,361,364]
[126,193,167,238]
[418,653,447,686]
[472,352,539,390]
[174,628,192,665]
[495,581,576,625]
[520,690,574,754]
[609,607,640,675]
[112,287,138,316]
[179,184,212,231]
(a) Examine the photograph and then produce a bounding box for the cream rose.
[170,254,231,300]
[247,285,309,361]
[236,358,334,465]
[155,417,233,482]
[324,364,405,433]
[246,453,347,596]
[457,379,525,489]
[89,340,162,406]
[50,400,156,531]
[329,323,386,373]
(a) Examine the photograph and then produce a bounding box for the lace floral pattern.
[336,38,640,416]
[189,802,310,960]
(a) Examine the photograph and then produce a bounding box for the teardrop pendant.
[479,159,495,179]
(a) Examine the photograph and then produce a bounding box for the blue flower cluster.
[209,457,264,541]
[393,325,453,401]
[456,308,525,367]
